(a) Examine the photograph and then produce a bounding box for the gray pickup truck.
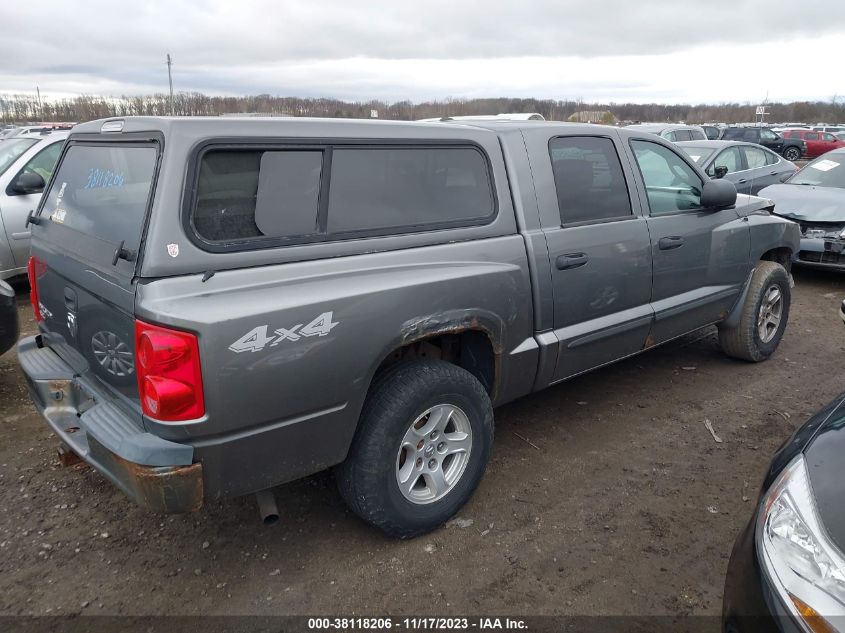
[18,117,799,537]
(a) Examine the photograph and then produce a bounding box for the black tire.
[783,146,801,161]
[336,359,494,538]
[718,261,790,362]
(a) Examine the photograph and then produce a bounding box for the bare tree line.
[1,92,843,124]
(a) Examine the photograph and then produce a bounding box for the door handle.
[658,236,685,250]
[770,171,779,176]
[738,179,748,184]
[555,252,588,270]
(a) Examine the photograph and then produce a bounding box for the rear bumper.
[17,335,203,513]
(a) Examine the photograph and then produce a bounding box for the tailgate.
[29,138,160,411]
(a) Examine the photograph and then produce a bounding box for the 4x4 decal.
[228,312,339,353]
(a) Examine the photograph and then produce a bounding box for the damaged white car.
[760,148,845,269]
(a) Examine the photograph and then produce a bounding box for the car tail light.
[135,320,205,422]
[27,256,46,321]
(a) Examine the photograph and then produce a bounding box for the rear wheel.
[783,146,801,161]
[336,360,494,538]
[718,261,790,362]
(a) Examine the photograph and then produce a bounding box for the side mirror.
[701,179,737,210]
[780,172,793,183]
[9,171,46,195]
[713,165,729,179]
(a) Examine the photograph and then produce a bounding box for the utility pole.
[36,86,42,122]
[166,53,174,116]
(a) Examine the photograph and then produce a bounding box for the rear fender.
[370,308,506,395]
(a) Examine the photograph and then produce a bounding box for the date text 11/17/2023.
[307,617,528,630]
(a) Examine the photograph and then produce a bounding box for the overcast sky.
[2,0,844,104]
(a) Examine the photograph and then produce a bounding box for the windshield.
[679,147,715,164]
[788,155,845,188]
[0,138,38,175]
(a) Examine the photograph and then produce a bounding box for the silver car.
[624,123,707,142]
[0,131,67,280]
[676,140,797,195]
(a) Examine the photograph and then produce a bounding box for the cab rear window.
[40,143,158,252]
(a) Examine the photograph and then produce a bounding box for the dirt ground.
[1,267,844,619]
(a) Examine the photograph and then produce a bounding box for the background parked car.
[760,148,845,270]
[780,129,845,158]
[0,278,17,357]
[624,123,707,141]
[0,130,67,280]
[5,126,54,139]
[720,127,805,162]
[676,140,797,195]
[702,125,721,140]
[812,125,845,134]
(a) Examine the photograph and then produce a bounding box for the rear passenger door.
[741,145,782,194]
[803,132,822,157]
[626,139,750,344]
[521,129,653,382]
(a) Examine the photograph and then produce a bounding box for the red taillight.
[135,320,205,422]
[27,256,46,322]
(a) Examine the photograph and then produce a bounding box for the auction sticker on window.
[810,159,840,172]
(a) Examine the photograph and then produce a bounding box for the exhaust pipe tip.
[255,489,279,526]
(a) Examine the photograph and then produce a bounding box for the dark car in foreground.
[721,127,806,162]
[0,278,18,356]
[677,140,797,195]
[760,148,845,270]
[723,387,845,631]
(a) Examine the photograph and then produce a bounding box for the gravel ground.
[1,267,844,619]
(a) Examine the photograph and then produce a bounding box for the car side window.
[673,130,692,142]
[761,130,779,141]
[806,132,819,140]
[662,131,676,142]
[742,147,768,170]
[548,136,633,225]
[707,147,742,176]
[17,141,63,185]
[742,130,758,142]
[763,149,780,165]
[631,140,703,216]
[688,129,706,141]
[823,133,836,142]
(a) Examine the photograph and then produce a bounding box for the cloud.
[1,0,844,103]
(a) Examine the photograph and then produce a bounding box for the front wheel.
[718,261,790,362]
[783,146,801,161]
[336,360,494,538]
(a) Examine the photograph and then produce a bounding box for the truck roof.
[70,116,612,141]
